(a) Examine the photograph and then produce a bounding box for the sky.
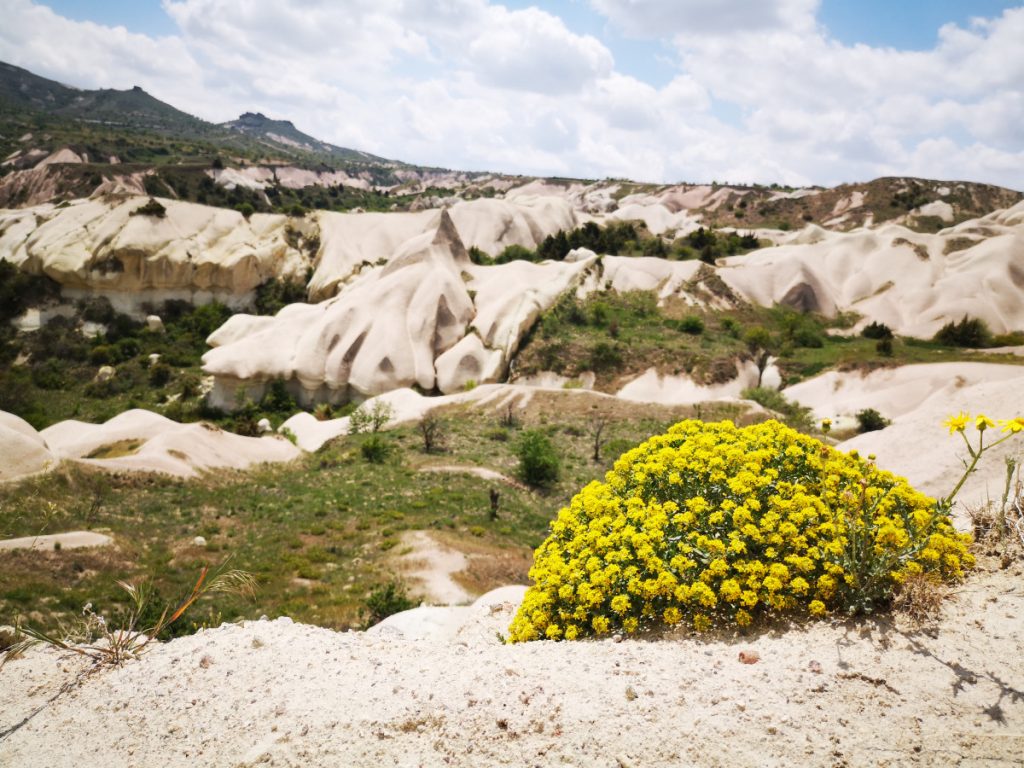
[1,0,1022,188]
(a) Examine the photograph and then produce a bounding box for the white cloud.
[0,0,1020,189]
[467,6,613,94]
[589,0,819,38]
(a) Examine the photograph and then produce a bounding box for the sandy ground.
[1,560,1021,768]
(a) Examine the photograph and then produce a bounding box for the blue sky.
[2,0,1022,187]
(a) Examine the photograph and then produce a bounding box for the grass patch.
[0,396,757,634]
[85,439,145,459]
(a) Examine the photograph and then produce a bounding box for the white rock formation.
[36,409,300,479]
[0,411,54,482]
[307,195,576,300]
[0,196,311,313]
[718,201,1024,337]
[204,211,478,408]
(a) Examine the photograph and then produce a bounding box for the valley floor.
[2,558,1022,767]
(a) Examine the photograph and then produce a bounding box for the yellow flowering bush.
[508,418,976,642]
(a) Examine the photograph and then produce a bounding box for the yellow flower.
[507,417,974,643]
[943,412,969,434]
[610,594,631,614]
[975,414,995,431]
[999,417,1024,434]
[821,418,832,433]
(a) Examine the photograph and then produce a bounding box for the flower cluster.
[508,419,974,642]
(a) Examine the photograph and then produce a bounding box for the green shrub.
[720,317,741,338]
[515,429,560,488]
[468,246,494,266]
[360,434,391,464]
[495,244,537,264]
[588,341,623,372]
[131,198,167,218]
[934,316,992,348]
[679,315,704,335]
[856,408,890,433]
[79,296,117,324]
[361,580,415,628]
[149,362,172,387]
[89,345,113,366]
[30,359,70,390]
[254,278,307,316]
[876,337,894,357]
[0,261,60,323]
[348,400,394,434]
[861,321,893,340]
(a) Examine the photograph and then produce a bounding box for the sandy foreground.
[2,563,1022,767]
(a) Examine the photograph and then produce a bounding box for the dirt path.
[397,530,473,605]
[418,464,528,490]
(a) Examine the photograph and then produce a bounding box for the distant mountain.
[0,60,213,136]
[0,60,401,169]
[221,112,388,165]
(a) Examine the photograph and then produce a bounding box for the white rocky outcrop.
[204,211,479,408]
[718,201,1024,337]
[0,411,54,482]
[0,196,311,313]
[308,195,577,300]
[0,409,301,483]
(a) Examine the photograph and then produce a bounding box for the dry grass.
[893,572,949,622]
[1,563,255,670]
[968,465,1024,566]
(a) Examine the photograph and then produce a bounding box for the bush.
[855,408,890,433]
[148,362,172,387]
[508,419,973,642]
[361,580,415,628]
[131,198,167,218]
[861,321,893,340]
[348,400,394,434]
[679,315,704,335]
[515,429,560,488]
[876,337,893,357]
[0,261,60,323]
[30,359,69,390]
[89,345,113,366]
[588,341,623,372]
[360,434,391,464]
[934,316,992,348]
[79,296,117,324]
[254,278,307,315]
[419,411,446,453]
[495,244,536,264]
[468,246,494,266]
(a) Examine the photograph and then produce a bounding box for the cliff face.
[0,196,312,311]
